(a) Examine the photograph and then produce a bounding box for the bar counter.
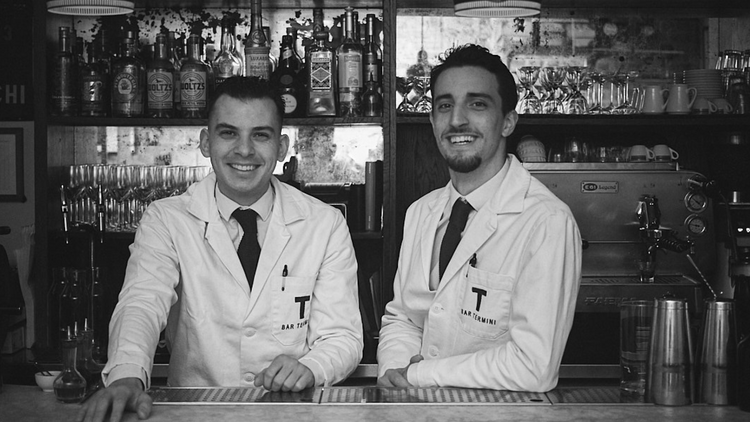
[2,384,749,422]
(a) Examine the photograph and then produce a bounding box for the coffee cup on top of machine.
[628,145,655,162]
[652,144,679,162]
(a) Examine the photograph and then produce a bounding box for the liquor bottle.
[307,30,337,116]
[272,34,305,117]
[287,27,304,74]
[264,26,277,74]
[213,18,244,87]
[147,33,174,118]
[169,32,184,114]
[362,72,382,117]
[80,43,108,117]
[54,327,86,403]
[111,37,145,117]
[364,14,382,91]
[52,27,78,116]
[244,0,270,79]
[337,7,363,117]
[180,34,209,119]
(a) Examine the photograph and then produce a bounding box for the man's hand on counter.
[254,354,315,392]
[76,377,152,422]
[377,354,424,388]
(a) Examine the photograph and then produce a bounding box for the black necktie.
[233,209,261,289]
[439,198,474,280]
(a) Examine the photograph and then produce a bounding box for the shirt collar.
[448,156,511,211]
[216,183,275,223]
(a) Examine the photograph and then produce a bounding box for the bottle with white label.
[244,0,270,80]
[180,34,209,119]
[111,37,145,117]
[147,33,174,118]
[337,7,363,117]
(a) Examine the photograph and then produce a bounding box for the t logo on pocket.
[295,295,311,319]
[471,287,487,312]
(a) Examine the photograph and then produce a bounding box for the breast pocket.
[271,275,315,346]
[457,267,515,340]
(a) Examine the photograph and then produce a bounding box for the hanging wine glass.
[414,76,432,113]
[563,66,588,115]
[515,66,540,114]
[396,76,416,113]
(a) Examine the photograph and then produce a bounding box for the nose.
[449,105,469,128]
[234,137,255,157]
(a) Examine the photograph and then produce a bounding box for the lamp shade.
[454,0,541,18]
[47,0,134,16]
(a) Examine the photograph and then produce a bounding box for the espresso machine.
[527,162,717,378]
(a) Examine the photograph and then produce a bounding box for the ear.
[199,128,210,158]
[501,110,519,138]
[277,134,290,162]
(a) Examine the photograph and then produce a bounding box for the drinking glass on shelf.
[586,72,603,114]
[539,67,565,114]
[563,67,588,115]
[396,76,416,113]
[515,66,541,114]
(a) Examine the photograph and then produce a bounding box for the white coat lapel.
[422,188,450,288]
[438,208,496,286]
[203,222,251,295]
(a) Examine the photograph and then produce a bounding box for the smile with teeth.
[229,163,260,171]
[449,135,475,145]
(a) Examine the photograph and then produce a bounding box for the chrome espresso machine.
[527,162,717,378]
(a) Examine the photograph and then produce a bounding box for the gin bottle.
[111,37,145,117]
[337,7,363,117]
[244,0,270,79]
[180,34,209,118]
[147,33,175,118]
[52,27,78,116]
[307,30,337,116]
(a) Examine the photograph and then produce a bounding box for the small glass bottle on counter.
[54,327,87,403]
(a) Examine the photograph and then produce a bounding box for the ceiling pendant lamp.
[47,0,134,16]
[454,0,541,18]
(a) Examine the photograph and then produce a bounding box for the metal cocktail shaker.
[647,297,694,405]
[697,298,737,405]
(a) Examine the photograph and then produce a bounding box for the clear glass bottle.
[52,26,78,116]
[337,7,363,117]
[54,328,87,403]
[272,34,305,117]
[287,27,304,75]
[180,34,209,119]
[76,322,103,391]
[88,266,107,362]
[363,14,382,92]
[111,36,145,117]
[264,26,277,74]
[213,18,244,87]
[244,0,270,79]
[307,29,337,117]
[47,267,68,349]
[147,33,175,118]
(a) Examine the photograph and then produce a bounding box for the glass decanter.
[54,328,87,403]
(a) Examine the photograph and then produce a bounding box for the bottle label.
[339,53,362,89]
[281,93,298,114]
[309,52,333,92]
[147,71,174,109]
[112,70,143,115]
[245,47,270,79]
[81,75,105,114]
[181,70,207,110]
[282,50,293,61]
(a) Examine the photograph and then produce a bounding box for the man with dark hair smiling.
[78,76,363,422]
[377,44,581,392]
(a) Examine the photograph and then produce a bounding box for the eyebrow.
[212,122,277,133]
[433,92,497,103]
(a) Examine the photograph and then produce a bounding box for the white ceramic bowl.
[35,371,61,392]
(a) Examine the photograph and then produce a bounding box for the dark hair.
[207,76,285,124]
[430,44,518,114]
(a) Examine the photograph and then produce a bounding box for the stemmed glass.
[563,67,588,115]
[414,76,432,113]
[396,76,416,113]
[586,72,604,114]
[539,67,565,114]
[515,66,540,114]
